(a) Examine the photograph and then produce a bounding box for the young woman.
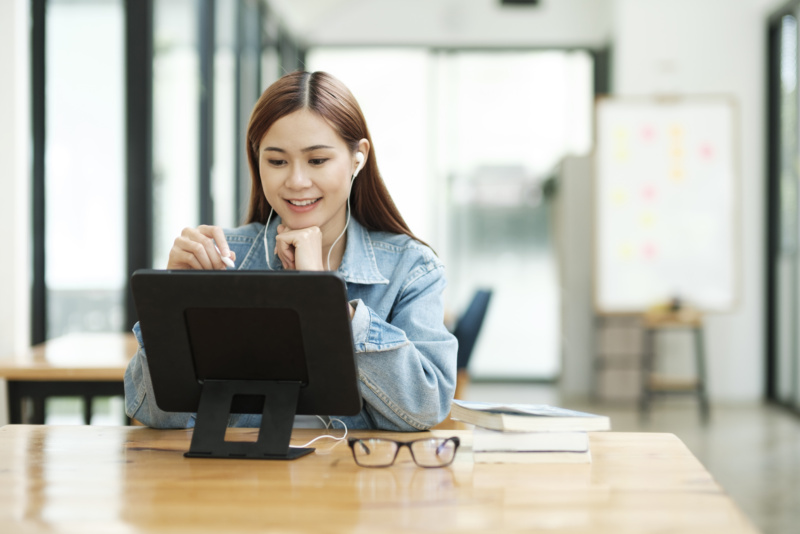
[124,71,457,431]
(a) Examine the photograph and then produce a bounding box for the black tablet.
[131,269,362,459]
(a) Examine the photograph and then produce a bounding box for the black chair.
[452,289,493,398]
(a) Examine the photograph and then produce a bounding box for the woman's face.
[258,109,357,240]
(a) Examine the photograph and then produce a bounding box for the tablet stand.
[185,379,313,460]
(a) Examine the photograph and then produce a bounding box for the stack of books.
[450,399,611,464]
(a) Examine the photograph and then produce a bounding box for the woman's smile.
[285,197,322,212]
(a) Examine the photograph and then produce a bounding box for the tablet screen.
[185,307,308,385]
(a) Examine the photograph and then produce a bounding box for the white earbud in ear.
[353,152,365,179]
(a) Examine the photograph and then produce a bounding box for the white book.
[474,449,592,464]
[451,400,610,432]
[472,427,589,452]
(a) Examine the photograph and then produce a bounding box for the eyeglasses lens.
[410,438,457,467]
[352,438,399,467]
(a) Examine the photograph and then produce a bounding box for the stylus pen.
[215,245,235,269]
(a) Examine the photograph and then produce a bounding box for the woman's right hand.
[167,225,236,270]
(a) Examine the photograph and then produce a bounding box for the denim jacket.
[124,216,458,431]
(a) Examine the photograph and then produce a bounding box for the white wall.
[0,0,30,425]
[610,0,783,402]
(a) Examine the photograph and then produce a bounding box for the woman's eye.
[309,158,328,166]
[268,159,286,167]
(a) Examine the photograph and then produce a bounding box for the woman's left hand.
[275,224,324,271]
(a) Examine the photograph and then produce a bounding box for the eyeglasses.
[347,436,460,468]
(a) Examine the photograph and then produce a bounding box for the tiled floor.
[465,382,800,534]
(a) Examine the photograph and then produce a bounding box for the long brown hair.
[245,71,421,245]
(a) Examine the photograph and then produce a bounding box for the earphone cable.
[289,416,348,449]
[325,170,358,271]
[263,207,275,270]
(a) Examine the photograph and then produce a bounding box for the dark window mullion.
[592,46,612,97]
[199,0,215,225]
[125,0,154,330]
[235,0,261,223]
[234,0,243,223]
[31,0,46,345]
[766,21,782,402]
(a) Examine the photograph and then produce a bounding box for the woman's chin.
[277,211,321,230]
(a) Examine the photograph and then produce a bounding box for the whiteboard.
[594,97,738,313]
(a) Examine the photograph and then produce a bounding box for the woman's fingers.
[174,249,205,270]
[275,235,296,270]
[167,235,211,269]
[166,226,232,270]
[204,225,231,257]
[194,225,230,270]
[202,225,234,267]
[274,227,323,271]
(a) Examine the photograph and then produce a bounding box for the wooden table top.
[0,425,759,534]
[0,333,136,381]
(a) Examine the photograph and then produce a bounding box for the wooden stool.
[640,308,710,422]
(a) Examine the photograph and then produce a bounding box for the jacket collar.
[247,214,388,285]
[339,217,389,285]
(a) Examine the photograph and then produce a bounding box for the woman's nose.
[285,164,311,189]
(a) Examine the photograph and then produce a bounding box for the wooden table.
[0,425,759,533]
[0,333,136,424]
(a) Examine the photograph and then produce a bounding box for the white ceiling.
[267,0,613,49]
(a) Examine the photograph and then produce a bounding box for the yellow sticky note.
[613,127,629,140]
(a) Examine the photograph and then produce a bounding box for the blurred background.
[1,1,800,532]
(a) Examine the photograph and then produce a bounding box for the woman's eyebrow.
[302,144,335,152]
[262,145,335,153]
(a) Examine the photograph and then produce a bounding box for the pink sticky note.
[699,142,715,160]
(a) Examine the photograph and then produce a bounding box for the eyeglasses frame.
[347,436,461,468]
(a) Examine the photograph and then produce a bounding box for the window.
[45,0,125,338]
[151,0,201,269]
[307,48,594,379]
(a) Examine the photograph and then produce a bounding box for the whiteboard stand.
[591,313,644,403]
[639,308,710,424]
[592,96,738,415]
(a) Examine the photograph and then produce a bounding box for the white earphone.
[353,151,365,178]
[264,151,365,271]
